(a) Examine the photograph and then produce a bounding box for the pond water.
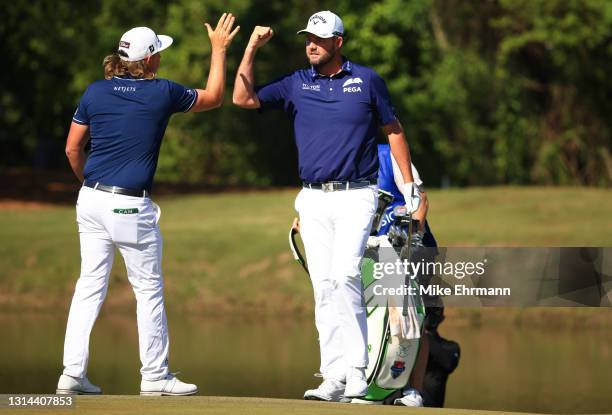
[1,312,611,413]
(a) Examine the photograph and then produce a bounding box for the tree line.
[1,0,610,187]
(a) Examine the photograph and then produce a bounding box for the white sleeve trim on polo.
[72,117,89,125]
[183,89,198,112]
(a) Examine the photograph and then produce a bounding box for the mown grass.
[2,395,549,415]
[0,187,610,313]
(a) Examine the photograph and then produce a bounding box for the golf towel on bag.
[377,237,423,340]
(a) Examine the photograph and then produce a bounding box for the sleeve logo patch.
[113,208,139,214]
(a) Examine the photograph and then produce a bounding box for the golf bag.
[421,308,460,407]
[378,307,461,407]
[356,191,426,403]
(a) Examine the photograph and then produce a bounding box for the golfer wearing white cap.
[234,11,420,401]
[56,14,239,396]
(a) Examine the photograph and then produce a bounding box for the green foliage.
[1,0,610,186]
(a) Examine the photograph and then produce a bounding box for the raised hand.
[248,26,274,50]
[204,12,240,52]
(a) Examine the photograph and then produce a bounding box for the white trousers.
[295,186,377,382]
[62,186,169,381]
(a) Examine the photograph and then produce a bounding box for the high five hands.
[205,13,241,51]
[248,26,274,49]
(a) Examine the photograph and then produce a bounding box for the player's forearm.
[202,48,227,108]
[66,148,86,183]
[232,46,259,108]
[65,122,89,183]
[388,128,415,183]
[412,191,429,228]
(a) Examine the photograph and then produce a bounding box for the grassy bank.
[0,187,610,313]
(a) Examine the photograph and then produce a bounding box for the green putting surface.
[0,395,553,415]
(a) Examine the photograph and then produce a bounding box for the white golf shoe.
[303,378,345,401]
[343,367,368,398]
[394,388,424,407]
[56,374,102,395]
[140,373,198,396]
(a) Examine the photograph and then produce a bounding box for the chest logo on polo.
[302,83,321,91]
[113,86,136,92]
[342,77,363,93]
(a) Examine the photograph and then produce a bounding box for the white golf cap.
[117,27,173,62]
[297,11,344,38]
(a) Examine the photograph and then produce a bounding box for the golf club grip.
[289,227,309,275]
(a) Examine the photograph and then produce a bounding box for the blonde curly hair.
[102,52,155,80]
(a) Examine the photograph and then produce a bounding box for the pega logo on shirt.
[302,83,321,91]
[342,77,363,87]
[342,77,363,93]
[113,86,136,92]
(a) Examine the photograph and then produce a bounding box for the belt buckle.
[322,183,334,192]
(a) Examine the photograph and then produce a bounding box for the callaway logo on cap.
[297,10,344,38]
[117,27,173,62]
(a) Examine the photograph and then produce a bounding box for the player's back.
[74,76,196,190]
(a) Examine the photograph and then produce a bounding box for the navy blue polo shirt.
[255,60,397,183]
[73,75,197,192]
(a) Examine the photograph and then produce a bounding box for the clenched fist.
[204,12,240,52]
[248,26,274,49]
